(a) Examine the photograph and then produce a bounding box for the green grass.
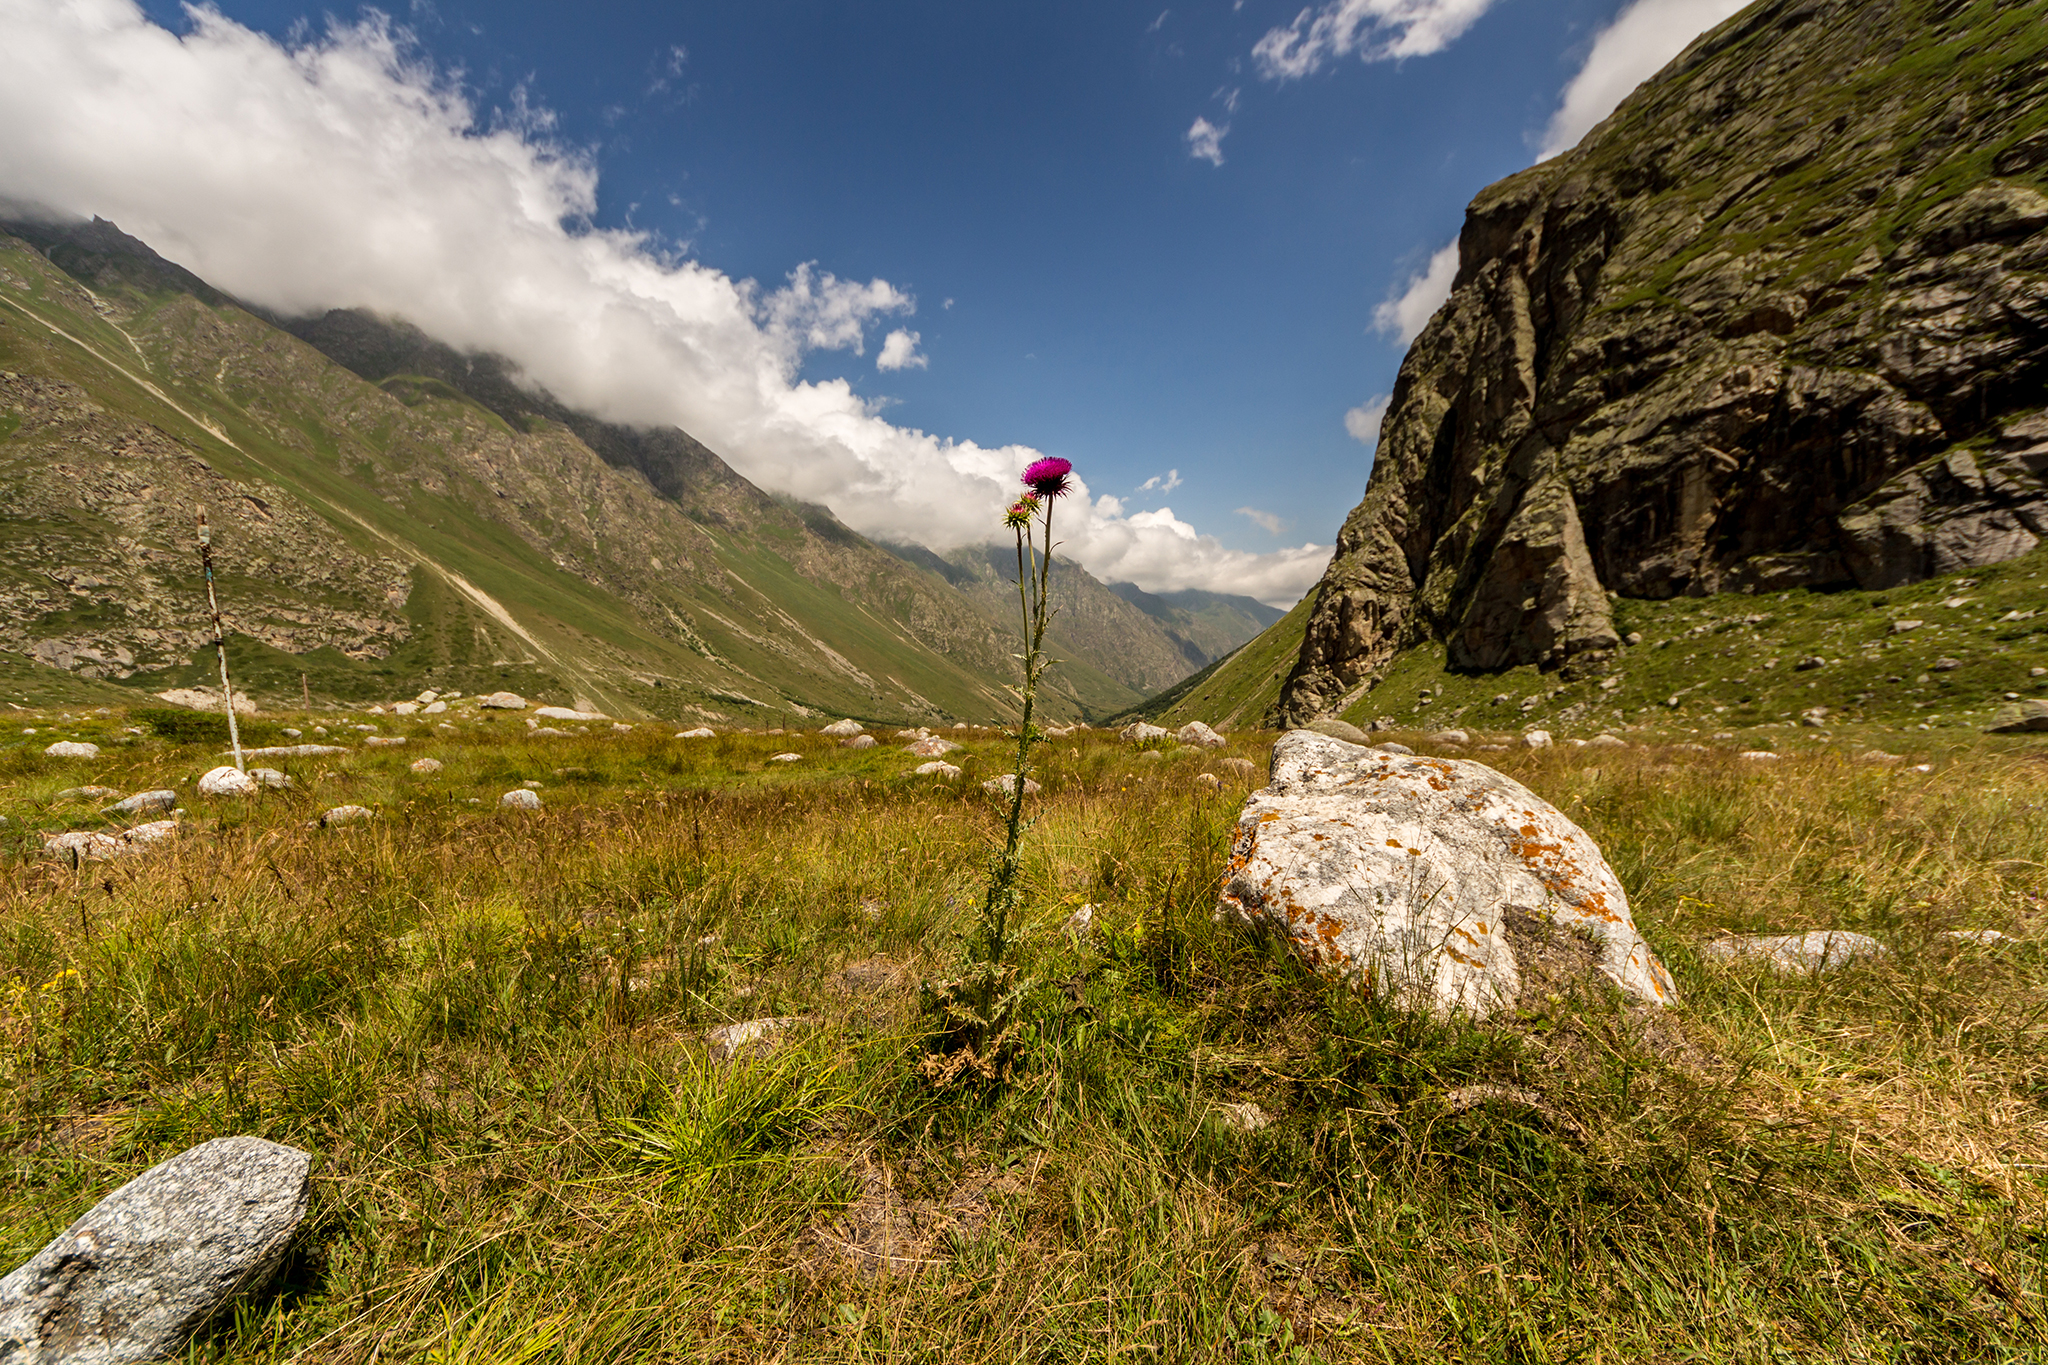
[2,710,2044,1361]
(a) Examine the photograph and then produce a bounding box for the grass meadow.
[2,717,2046,1362]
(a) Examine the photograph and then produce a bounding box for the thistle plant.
[979,455,1072,965]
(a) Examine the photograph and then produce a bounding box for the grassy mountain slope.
[0,218,1086,724]
[1138,594,1315,731]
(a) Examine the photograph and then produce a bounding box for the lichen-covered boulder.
[195,767,254,798]
[1177,721,1226,749]
[820,718,864,737]
[0,1135,309,1364]
[1218,731,1674,1019]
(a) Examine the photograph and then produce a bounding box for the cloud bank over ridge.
[0,0,1329,606]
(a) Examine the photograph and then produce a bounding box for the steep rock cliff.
[1282,0,2048,722]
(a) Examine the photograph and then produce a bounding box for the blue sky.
[5,0,1742,601]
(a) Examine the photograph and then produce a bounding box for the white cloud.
[1343,394,1390,447]
[1185,116,1229,167]
[1537,0,1748,159]
[1371,241,1458,345]
[876,327,926,371]
[1253,0,1497,80]
[1235,506,1287,536]
[0,0,1330,607]
[1138,469,1183,493]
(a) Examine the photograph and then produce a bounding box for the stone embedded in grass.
[1857,750,1902,764]
[534,705,608,722]
[1425,730,1470,746]
[1065,903,1094,936]
[500,789,543,810]
[1588,734,1627,748]
[1195,772,1222,790]
[1374,742,1414,755]
[42,740,100,759]
[675,727,717,739]
[317,805,374,827]
[43,823,173,861]
[1120,721,1170,743]
[705,1016,799,1062]
[56,785,122,802]
[250,768,292,788]
[239,745,348,758]
[1700,930,1886,974]
[1892,619,1923,633]
[1739,750,1781,761]
[981,774,1041,797]
[1217,730,1676,1020]
[842,734,878,749]
[1932,657,1962,672]
[363,735,407,747]
[769,752,802,763]
[0,1135,309,1365]
[905,736,962,757]
[1986,699,2048,733]
[820,718,864,737]
[392,701,419,715]
[1221,757,1257,777]
[197,766,255,797]
[1177,721,1226,749]
[913,761,962,779]
[478,691,527,709]
[409,757,444,774]
[109,790,176,815]
[1307,718,1368,743]
[1523,730,1553,748]
[423,700,447,714]
[1214,1102,1271,1134]
[1944,928,2011,946]
[1138,750,1164,761]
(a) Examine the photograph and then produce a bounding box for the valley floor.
[2,714,2045,1361]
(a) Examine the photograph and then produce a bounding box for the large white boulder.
[478,691,527,710]
[1217,731,1675,1019]
[1177,721,1226,749]
[499,789,543,810]
[196,766,255,797]
[42,741,100,759]
[820,718,864,737]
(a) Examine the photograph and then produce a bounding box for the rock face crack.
[1280,0,2048,723]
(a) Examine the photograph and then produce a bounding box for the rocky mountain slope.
[1279,0,2048,725]
[0,218,1176,723]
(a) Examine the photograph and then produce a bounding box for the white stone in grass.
[1214,1102,1271,1134]
[0,1135,309,1365]
[705,1017,800,1062]
[1738,751,1781,761]
[196,766,255,797]
[769,752,802,763]
[423,700,447,714]
[1221,757,1257,778]
[820,718,864,737]
[842,734,878,749]
[905,736,962,757]
[1216,730,1675,1020]
[981,774,1041,797]
[1374,742,1413,755]
[362,735,407,747]
[913,761,962,779]
[109,790,176,815]
[1195,772,1222,791]
[409,757,444,775]
[478,691,527,710]
[416,690,439,704]
[1523,731,1552,749]
[238,745,347,758]
[1587,734,1627,749]
[1177,721,1226,749]
[123,819,178,846]
[1065,903,1094,937]
[392,701,419,715]
[611,722,633,734]
[531,727,572,737]
[249,768,292,789]
[56,786,122,802]
[1425,730,1470,747]
[500,789,543,810]
[534,705,608,722]
[675,727,716,739]
[43,741,100,759]
[1944,929,2011,946]
[1699,931,1886,974]
[1120,721,1170,743]
[317,805,374,827]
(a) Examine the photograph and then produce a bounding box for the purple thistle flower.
[1020,456,1073,498]
[1004,497,1037,529]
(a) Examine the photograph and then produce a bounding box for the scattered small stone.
[1931,657,1962,672]
[534,705,609,722]
[281,728,302,738]
[842,734,878,749]
[1944,929,2011,946]
[531,727,572,737]
[1523,730,1553,749]
[362,735,407,747]
[1120,721,1170,743]
[410,757,444,775]
[239,745,348,758]
[914,761,962,779]
[769,752,803,763]
[981,774,1041,797]
[55,785,122,802]
[317,805,374,827]
[1194,772,1222,790]
[1214,1102,1271,1134]
[250,768,292,789]
[906,736,963,757]
[1065,903,1094,937]
[522,780,543,789]
[1138,750,1164,761]
[1891,619,1923,633]
[705,1017,798,1062]
[675,727,717,739]
[109,789,176,815]
[1425,729,1470,746]
[1177,721,1226,749]
[0,1136,310,1365]
[1700,930,1886,974]
[478,691,527,709]
[1795,655,1825,671]
[197,766,256,797]
[1624,631,1643,647]
[42,740,100,759]
[423,700,447,714]
[821,718,865,737]
[392,701,419,715]
[2033,667,2047,678]
[416,690,439,704]
[500,789,543,810]
[1738,751,1781,761]
[1587,734,1626,748]
[611,722,633,733]
[1856,750,1902,764]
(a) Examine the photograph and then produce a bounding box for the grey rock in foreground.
[1218,731,1675,1019]
[0,1136,310,1364]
